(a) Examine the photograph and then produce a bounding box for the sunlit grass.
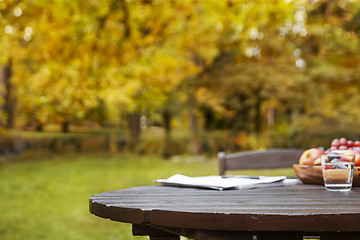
[0,153,218,240]
[0,153,295,240]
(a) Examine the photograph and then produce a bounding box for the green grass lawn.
[0,153,295,240]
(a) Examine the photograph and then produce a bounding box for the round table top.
[89,184,360,232]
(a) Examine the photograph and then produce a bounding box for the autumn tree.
[3,0,360,152]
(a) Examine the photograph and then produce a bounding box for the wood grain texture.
[90,184,360,239]
[293,164,324,185]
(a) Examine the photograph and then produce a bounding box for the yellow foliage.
[234,132,250,149]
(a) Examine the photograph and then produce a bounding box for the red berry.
[331,139,340,147]
[329,146,338,151]
[355,141,360,147]
[339,137,347,146]
[347,140,354,147]
[339,145,348,150]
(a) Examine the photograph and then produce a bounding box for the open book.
[155,174,297,191]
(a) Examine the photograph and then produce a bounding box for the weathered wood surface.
[218,149,304,175]
[90,184,360,239]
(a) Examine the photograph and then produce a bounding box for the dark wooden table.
[89,184,360,240]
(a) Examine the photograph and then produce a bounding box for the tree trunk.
[1,59,15,129]
[162,109,172,158]
[36,122,44,132]
[188,93,200,155]
[162,109,171,141]
[267,106,276,130]
[255,96,262,136]
[126,111,141,149]
[61,121,69,133]
[202,107,214,131]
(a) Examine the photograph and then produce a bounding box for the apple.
[355,156,360,166]
[299,148,326,165]
[313,157,321,165]
[336,149,360,166]
[340,152,355,162]
[349,149,360,166]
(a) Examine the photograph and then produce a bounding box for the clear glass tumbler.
[321,153,355,191]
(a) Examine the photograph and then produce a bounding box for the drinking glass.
[321,153,355,191]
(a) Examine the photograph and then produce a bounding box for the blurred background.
[1,0,360,239]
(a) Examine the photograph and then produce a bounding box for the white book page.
[155,174,290,191]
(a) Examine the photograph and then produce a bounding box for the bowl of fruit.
[293,137,360,186]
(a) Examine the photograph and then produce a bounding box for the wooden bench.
[218,148,304,175]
